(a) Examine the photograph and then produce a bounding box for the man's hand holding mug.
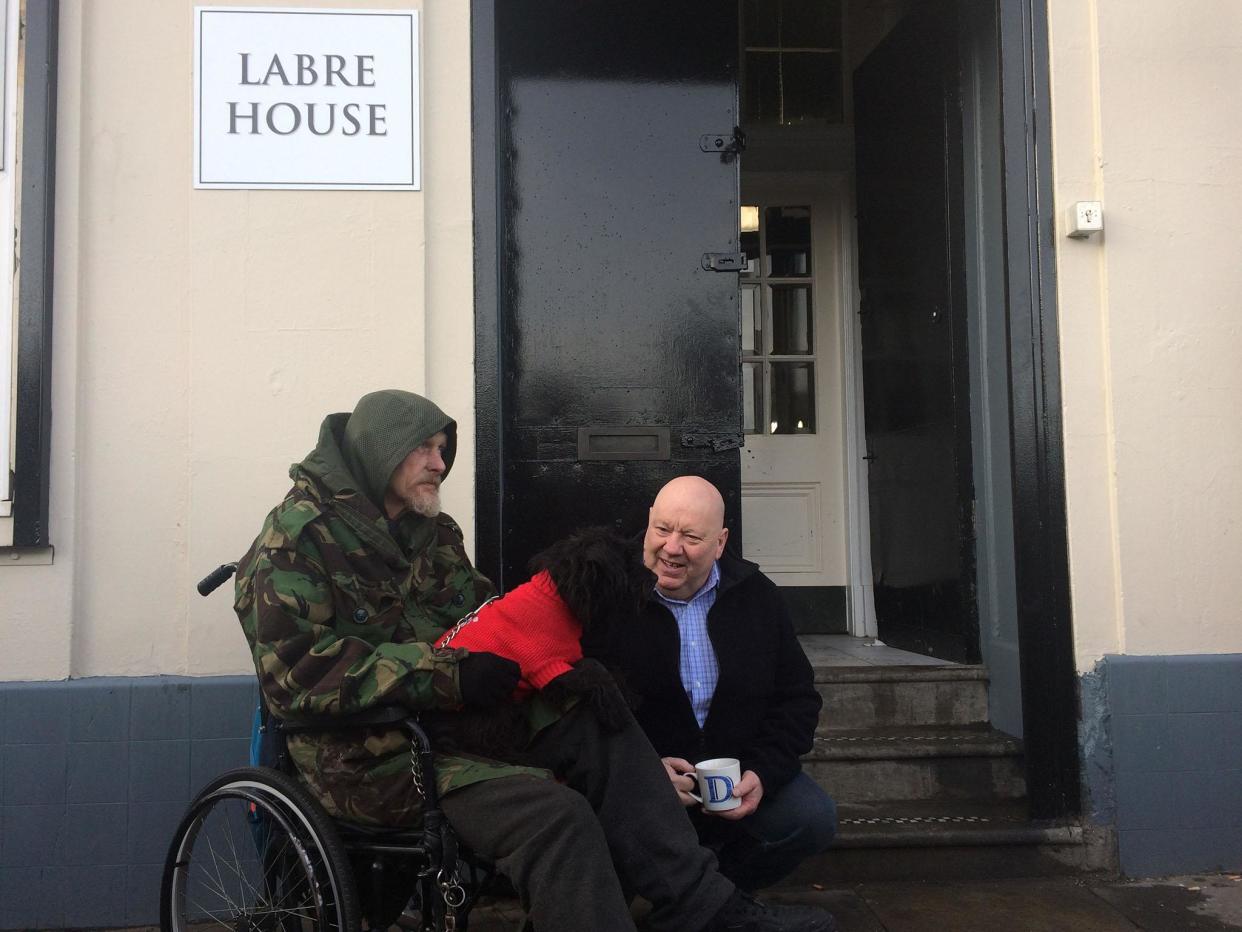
[661,756,764,819]
[714,767,763,820]
[661,757,700,806]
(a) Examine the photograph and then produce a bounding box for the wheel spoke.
[201,833,237,910]
[218,808,267,905]
[164,776,352,932]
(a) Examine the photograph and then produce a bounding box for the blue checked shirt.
[652,562,721,728]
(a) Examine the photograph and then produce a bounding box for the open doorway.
[737,0,1020,725]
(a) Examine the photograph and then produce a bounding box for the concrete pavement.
[93,871,1242,930]
[458,872,1242,931]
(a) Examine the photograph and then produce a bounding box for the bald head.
[644,476,729,600]
[651,476,726,531]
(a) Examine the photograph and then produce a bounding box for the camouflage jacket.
[234,421,547,825]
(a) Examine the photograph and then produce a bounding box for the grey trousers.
[440,707,735,932]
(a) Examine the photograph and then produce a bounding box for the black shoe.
[705,889,838,932]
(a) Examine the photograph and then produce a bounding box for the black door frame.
[472,0,504,584]
[995,0,1078,819]
[471,0,1078,819]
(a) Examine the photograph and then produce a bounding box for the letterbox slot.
[577,427,671,461]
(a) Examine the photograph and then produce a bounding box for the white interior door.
[739,172,876,635]
[739,175,848,595]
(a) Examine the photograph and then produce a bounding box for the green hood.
[297,390,457,510]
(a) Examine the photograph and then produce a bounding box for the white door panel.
[740,482,821,574]
[739,175,849,591]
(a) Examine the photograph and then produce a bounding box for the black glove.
[458,652,521,708]
[544,657,632,732]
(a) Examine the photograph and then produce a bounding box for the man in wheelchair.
[231,389,837,932]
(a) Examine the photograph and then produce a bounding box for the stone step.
[814,665,990,731]
[803,725,1026,802]
[779,799,1094,885]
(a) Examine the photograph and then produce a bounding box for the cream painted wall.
[1048,0,1242,670]
[11,0,1238,681]
[0,0,475,680]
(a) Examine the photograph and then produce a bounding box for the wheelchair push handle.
[197,562,238,597]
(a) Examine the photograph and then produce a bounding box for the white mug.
[688,757,742,812]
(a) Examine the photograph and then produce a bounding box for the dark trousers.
[441,707,735,932]
[691,772,837,892]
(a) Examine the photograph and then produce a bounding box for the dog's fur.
[424,526,652,762]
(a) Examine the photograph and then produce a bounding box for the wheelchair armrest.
[276,705,411,733]
[273,706,435,755]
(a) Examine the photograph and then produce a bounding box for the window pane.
[770,285,812,355]
[743,51,781,125]
[742,0,779,47]
[740,204,760,235]
[743,362,762,434]
[780,52,843,124]
[765,206,811,276]
[741,0,844,127]
[743,0,842,50]
[770,363,815,434]
[741,284,760,354]
[740,206,760,277]
[783,0,842,48]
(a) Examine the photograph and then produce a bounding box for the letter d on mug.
[689,757,742,812]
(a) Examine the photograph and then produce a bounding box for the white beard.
[411,487,441,517]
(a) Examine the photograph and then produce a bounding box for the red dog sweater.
[436,570,581,697]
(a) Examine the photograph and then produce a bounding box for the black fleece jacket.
[605,553,822,794]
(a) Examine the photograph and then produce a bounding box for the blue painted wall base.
[1083,654,1242,878]
[0,675,256,929]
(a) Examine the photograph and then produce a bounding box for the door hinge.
[699,127,747,156]
[701,252,747,272]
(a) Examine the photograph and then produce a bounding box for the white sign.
[194,7,419,190]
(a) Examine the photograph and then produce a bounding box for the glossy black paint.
[481,0,742,587]
[12,1,59,548]
[997,0,1079,819]
[471,0,1078,821]
[853,1,980,664]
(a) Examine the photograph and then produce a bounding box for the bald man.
[606,476,837,894]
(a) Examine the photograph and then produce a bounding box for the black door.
[488,1,742,586]
[853,2,979,663]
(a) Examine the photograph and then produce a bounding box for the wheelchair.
[161,563,509,932]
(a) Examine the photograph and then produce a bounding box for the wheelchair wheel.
[161,767,360,931]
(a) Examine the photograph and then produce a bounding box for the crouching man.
[605,476,838,893]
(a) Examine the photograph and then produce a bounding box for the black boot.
[705,889,838,932]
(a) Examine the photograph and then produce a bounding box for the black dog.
[425,526,652,761]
